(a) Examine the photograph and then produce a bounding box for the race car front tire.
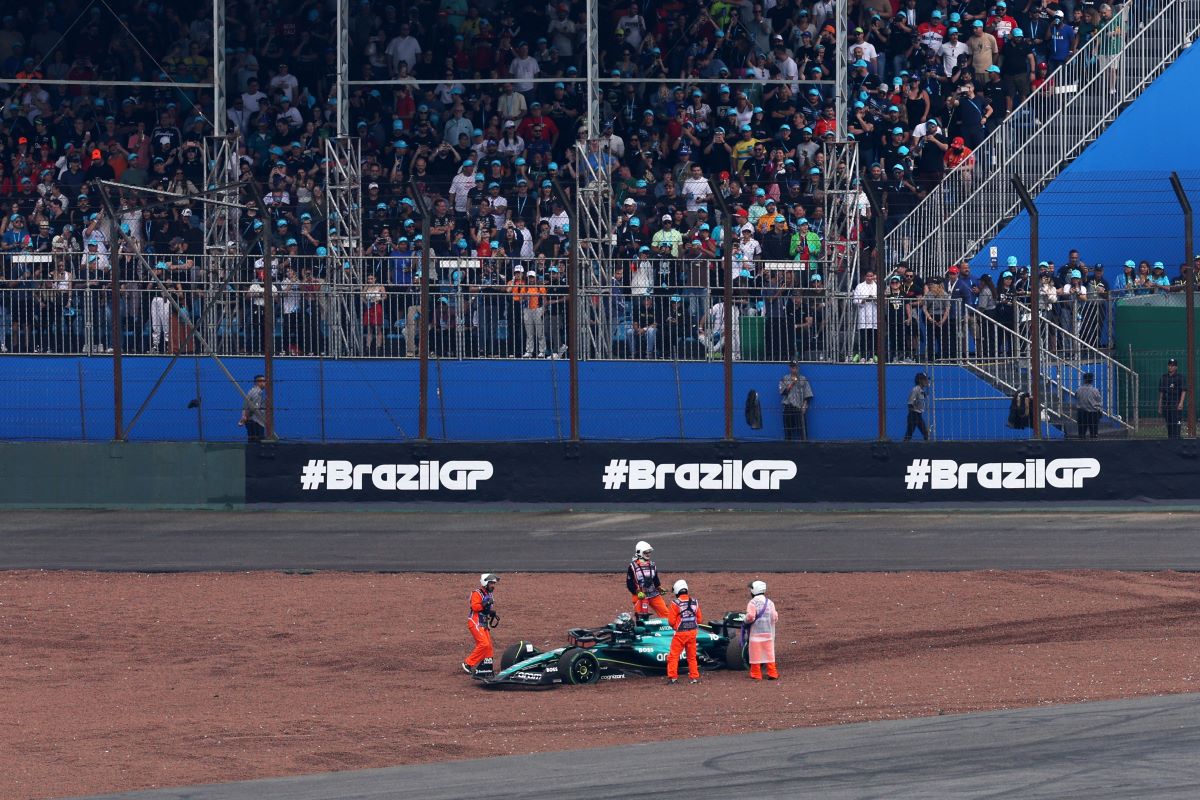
[499,640,542,671]
[558,647,601,685]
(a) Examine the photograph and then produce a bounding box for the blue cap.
[932,10,943,17]
[892,126,904,135]
[316,246,328,256]
[1006,256,1019,267]
[1154,261,1166,269]
[639,245,650,253]
[396,140,408,148]
[630,217,640,225]
[548,162,558,170]
[888,105,900,112]
[741,124,752,132]
[699,223,710,230]
[1001,270,1013,278]
[852,59,869,68]
[774,215,785,223]
[1070,269,1083,279]
[1013,27,1024,36]
[892,164,905,171]
[462,159,474,167]
[797,217,809,225]
[973,19,984,27]
[810,274,823,282]
[393,120,404,129]
[1124,260,1136,268]
[948,26,959,34]
[987,65,1001,73]
[276,219,288,227]
[897,146,910,156]
[515,157,526,166]
[670,295,682,302]
[286,237,298,245]
[635,179,648,188]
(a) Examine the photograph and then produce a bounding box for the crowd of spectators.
[0,0,1146,359]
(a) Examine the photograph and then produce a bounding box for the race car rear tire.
[558,647,601,686]
[725,639,749,670]
[500,640,541,671]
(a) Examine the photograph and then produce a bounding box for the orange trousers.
[749,662,779,679]
[666,630,698,679]
[632,593,671,617]
[466,619,493,668]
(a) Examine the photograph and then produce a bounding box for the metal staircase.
[886,0,1200,275]
[962,304,1138,436]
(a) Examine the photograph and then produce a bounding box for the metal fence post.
[108,209,123,441]
[862,180,888,440]
[409,184,432,441]
[707,178,734,441]
[1170,171,1195,438]
[1012,176,1042,440]
[550,179,579,441]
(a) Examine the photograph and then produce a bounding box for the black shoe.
[666,678,678,685]
[767,675,778,681]
[690,679,701,684]
[461,662,474,675]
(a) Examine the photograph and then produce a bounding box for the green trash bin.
[740,314,765,361]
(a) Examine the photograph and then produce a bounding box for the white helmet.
[672,579,688,595]
[634,541,653,559]
[480,573,499,587]
[750,580,767,596]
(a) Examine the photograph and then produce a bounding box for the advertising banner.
[245,441,1200,504]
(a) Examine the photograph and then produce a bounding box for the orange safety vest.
[630,559,660,597]
[468,587,494,626]
[673,597,698,631]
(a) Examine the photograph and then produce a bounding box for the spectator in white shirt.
[268,63,299,101]
[241,78,267,114]
[385,24,422,73]
[940,28,969,76]
[276,96,303,129]
[509,43,540,98]
[498,84,528,122]
[449,161,477,214]
[681,163,712,214]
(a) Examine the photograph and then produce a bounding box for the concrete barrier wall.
[0,442,244,507]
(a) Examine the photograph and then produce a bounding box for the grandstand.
[0,0,1197,441]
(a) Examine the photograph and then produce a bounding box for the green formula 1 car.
[474,611,748,689]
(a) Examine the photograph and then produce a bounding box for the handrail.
[886,0,1200,274]
[962,302,1136,433]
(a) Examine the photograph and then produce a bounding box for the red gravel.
[3,569,1200,799]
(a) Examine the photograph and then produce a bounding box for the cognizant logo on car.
[601,459,798,491]
[903,458,1101,490]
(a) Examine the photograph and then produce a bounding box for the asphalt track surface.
[3,509,1200,572]
[77,692,1200,800]
[15,508,1199,800]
